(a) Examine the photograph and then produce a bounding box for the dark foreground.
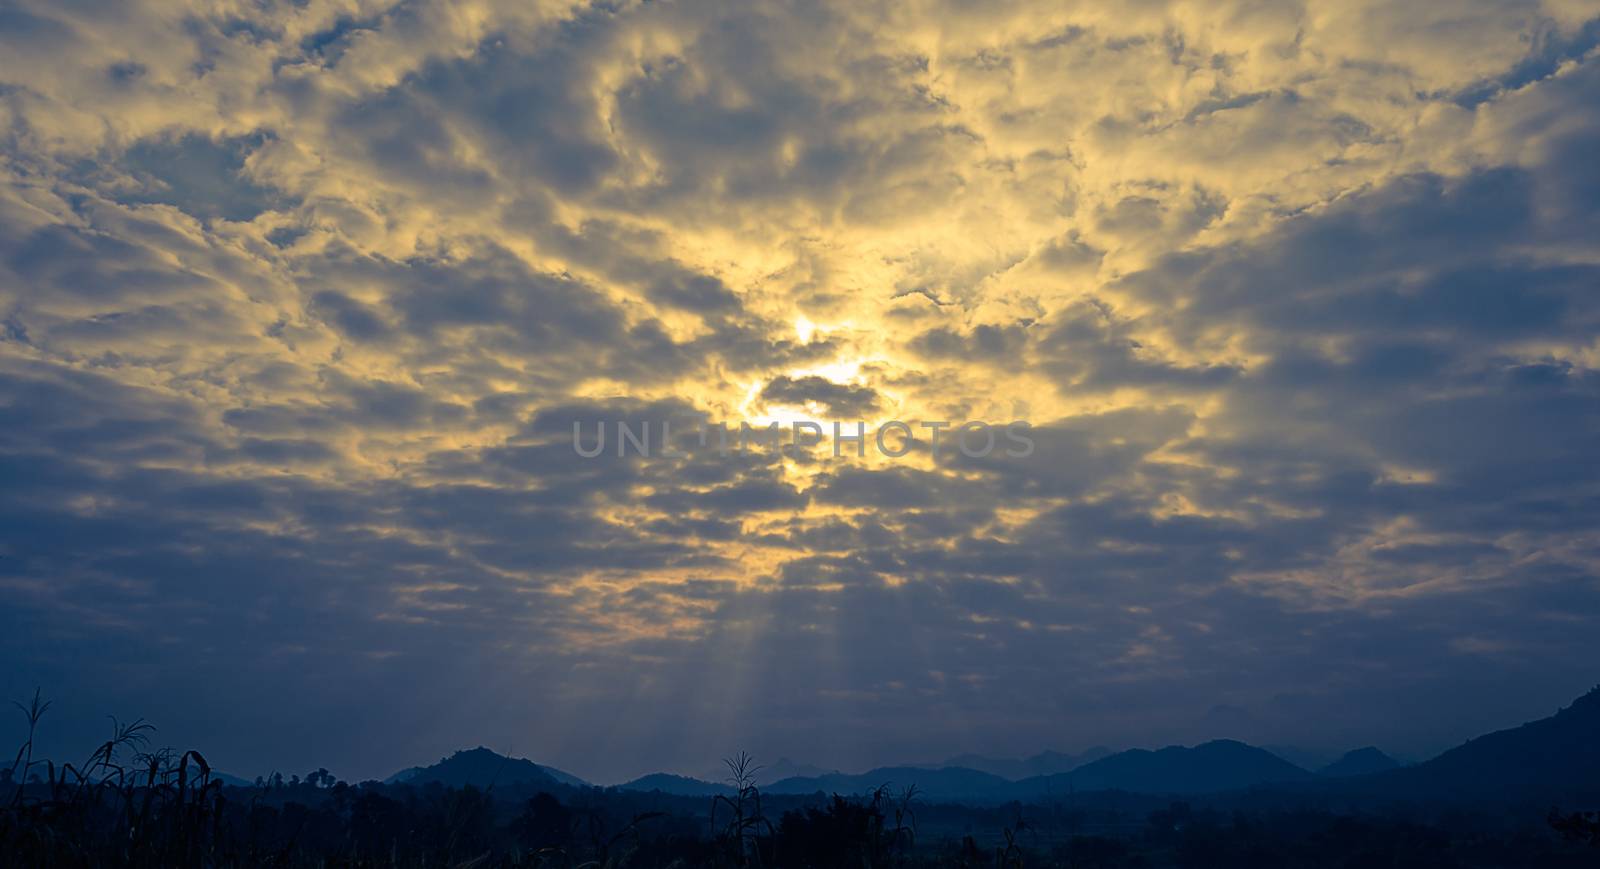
[5,760,1599,868]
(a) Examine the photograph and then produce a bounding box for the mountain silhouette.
[1263,744,1339,771]
[616,772,734,797]
[766,766,1014,802]
[1361,685,1600,803]
[1318,747,1400,777]
[931,747,1113,780]
[207,771,256,788]
[1014,739,1314,797]
[374,687,1600,805]
[384,747,588,789]
[752,757,839,786]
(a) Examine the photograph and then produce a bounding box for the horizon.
[13,683,1591,787]
[5,0,1600,814]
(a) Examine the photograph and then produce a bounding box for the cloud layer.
[2,0,1599,783]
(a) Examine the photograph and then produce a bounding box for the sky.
[2,0,1599,786]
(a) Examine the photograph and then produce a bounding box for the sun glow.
[786,357,866,385]
[793,314,817,343]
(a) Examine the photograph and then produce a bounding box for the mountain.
[932,748,1113,781]
[213,771,257,788]
[766,766,1014,803]
[1361,685,1600,803]
[727,744,1313,802]
[1015,740,1314,797]
[1263,745,1339,772]
[753,757,838,786]
[1319,747,1400,778]
[385,747,588,790]
[372,687,1600,806]
[616,773,734,797]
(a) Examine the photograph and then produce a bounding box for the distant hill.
[764,744,1313,802]
[1360,685,1600,803]
[616,773,734,797]
[385,747,588,790]
[753,757,839,786]
[213,771,257,788]
[1014,740,1314,797]
[371,686,1600,806]
[931,748,1113,781]
[766,766,1014,802]
[1319,747,1400,778]
[1263,745,1339,771]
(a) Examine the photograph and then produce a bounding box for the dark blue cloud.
[2,0,1599,788]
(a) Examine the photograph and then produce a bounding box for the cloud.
[1,0,1599,784]
[759,374,882,417]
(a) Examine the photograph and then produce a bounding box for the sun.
[794,314,817,344]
